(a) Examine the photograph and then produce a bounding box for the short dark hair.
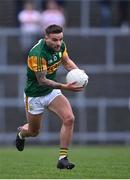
[45,24,63,35]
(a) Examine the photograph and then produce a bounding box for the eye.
[52,38,58,42]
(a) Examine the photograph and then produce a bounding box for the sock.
[18,132,24,140]
[59,148,68,160]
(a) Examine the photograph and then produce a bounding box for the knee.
[63,114,75,127]
[29,130,39,137]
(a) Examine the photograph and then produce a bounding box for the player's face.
[45,32,63,52]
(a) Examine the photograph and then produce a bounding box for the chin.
[55,48,61,51]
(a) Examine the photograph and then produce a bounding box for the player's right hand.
[61,82,84,92]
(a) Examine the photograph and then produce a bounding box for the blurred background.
[0,0,130,145]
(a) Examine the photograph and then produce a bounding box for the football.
[66,69,89,87]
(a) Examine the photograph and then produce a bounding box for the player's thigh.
[26,111,43,132]
[48,95,74,121]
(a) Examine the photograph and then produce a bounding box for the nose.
[57,40,61,46]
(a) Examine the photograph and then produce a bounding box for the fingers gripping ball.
[66,69,89,87]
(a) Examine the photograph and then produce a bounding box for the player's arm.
[61,53,78,71]
[61,45,79,71]
[28,55,83,91]
[61,47,86,76]
[27,55,62,89]
[36,70,62,89]
[35,70,83,92]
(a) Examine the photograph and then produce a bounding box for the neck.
[45,41,55,53]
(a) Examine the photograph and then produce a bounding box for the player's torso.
[43,44,63,76]
[25,39,65,97]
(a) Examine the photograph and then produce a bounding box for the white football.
[66,69,89,87]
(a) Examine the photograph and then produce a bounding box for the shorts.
[24,89,62,115]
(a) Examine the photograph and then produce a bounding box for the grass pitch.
[0,145,130,179]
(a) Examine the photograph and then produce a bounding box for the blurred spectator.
[99,0,112,27]
[18,2,41,54]
[118,1,130,29]
[40,0,66,32]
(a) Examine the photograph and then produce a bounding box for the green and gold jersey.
[24,39,68,97]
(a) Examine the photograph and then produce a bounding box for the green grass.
[0,145,130,179]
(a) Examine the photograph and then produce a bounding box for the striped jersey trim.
[25,96,29,111]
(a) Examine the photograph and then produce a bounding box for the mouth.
[54,46,60,51]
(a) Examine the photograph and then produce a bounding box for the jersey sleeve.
[62,42,68,57]
[27,55,47,72]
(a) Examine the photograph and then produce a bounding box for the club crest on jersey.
[53,55,57,62]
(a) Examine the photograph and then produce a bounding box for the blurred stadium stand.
[0,0,130,145]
